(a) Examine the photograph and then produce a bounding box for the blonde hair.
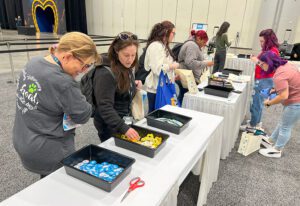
[49,32,100,64]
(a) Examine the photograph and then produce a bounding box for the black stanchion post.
[6,42,16,84]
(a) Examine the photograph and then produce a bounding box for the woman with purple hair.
[241,29,279,131]
[257,51,300,158]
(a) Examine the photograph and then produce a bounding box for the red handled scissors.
[121,177,145,202]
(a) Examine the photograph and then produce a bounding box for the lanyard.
[51,54,62,68]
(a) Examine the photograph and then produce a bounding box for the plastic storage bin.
[61,144,135,192]
[204,85,234,98]
[146,109,192,134]
[113,125,169,158]
[222,68,243,75]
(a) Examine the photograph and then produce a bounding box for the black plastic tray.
[61,144,135,192]
[223,68,243,75]
[113,125,169,158]
[146,109,192,134]
[237,54,251,59]
[204,85,234,98]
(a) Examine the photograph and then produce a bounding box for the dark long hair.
[146,20,175,58]
[258,51,287,75]
[108,32,139,93]
[216,21,230,37]
[259,29,279,51]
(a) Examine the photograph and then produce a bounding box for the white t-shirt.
[144,41,175,93]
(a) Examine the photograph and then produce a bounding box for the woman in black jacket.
[93,32,141,142]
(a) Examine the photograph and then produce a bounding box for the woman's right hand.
[169,62,179,70]
[125,128,140,141]
[250,55,258,63]
[206,61,214,67]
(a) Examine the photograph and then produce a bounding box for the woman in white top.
[144,21,179,113]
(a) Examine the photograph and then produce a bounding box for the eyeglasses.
[73,55,95,70]
[257,61,265,67]
[117,33,138,41]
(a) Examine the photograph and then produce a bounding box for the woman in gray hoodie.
[177,30,214,104]
[13,32,99,177]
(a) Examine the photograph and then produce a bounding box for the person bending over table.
[257,51,300,158]
[13,32,99,178]
[93,32,141,143]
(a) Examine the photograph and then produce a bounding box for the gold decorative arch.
[32,0,59,33]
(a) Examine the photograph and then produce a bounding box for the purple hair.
[258,51,287,74]
[259,29,279,51]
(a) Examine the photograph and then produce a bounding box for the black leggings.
[213,50,227,73]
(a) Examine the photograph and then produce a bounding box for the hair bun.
[191,30,196,36]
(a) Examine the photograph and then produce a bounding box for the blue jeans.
[147,92,156,113]
[270,103,300,149]
[250,78,273,126]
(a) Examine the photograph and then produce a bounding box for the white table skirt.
[183,82,249,159]
[289,61,300,68]
[1,106,224,206]
[225,57,255,77]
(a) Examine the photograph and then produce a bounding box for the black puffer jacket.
[93,63,136,138]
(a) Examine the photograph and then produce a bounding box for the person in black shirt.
[93,32,142,142]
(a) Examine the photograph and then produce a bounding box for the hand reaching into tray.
[125,128,140,141]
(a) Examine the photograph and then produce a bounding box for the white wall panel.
[225,0,247,47]
[136,0,149,39]
[124,0,136,33]
[87,0,300,50]
[252,0,278,50]
[102,0,113,36]
[295,16,300,43]
[175,0,193,42]
[206,0,227,38]
[239,0,262,48]
[112,0,124,35]
[191,0,210,25]
[162,0,177,24]
[85,0,94,34]
[148,0,163,33]
[276,0,300,44]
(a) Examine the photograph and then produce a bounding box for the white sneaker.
[257,122,263,129]
[240,121,263,131]
[259,147,282,158]
[240,123,253,131]
[246,120,263,128]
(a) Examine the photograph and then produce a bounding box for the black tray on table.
[222,68,243,76]
[237,54,251,59]
[204,85,234,98]
[61,144,135,192]
[146,109,192,134]
[113,125,169,158]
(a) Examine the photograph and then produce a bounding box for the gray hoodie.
[178,39,208,80]
[13,56,92,175]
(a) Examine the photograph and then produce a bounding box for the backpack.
[135,48,150,84]
[80,65,115,117]
[171,43,184,61]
